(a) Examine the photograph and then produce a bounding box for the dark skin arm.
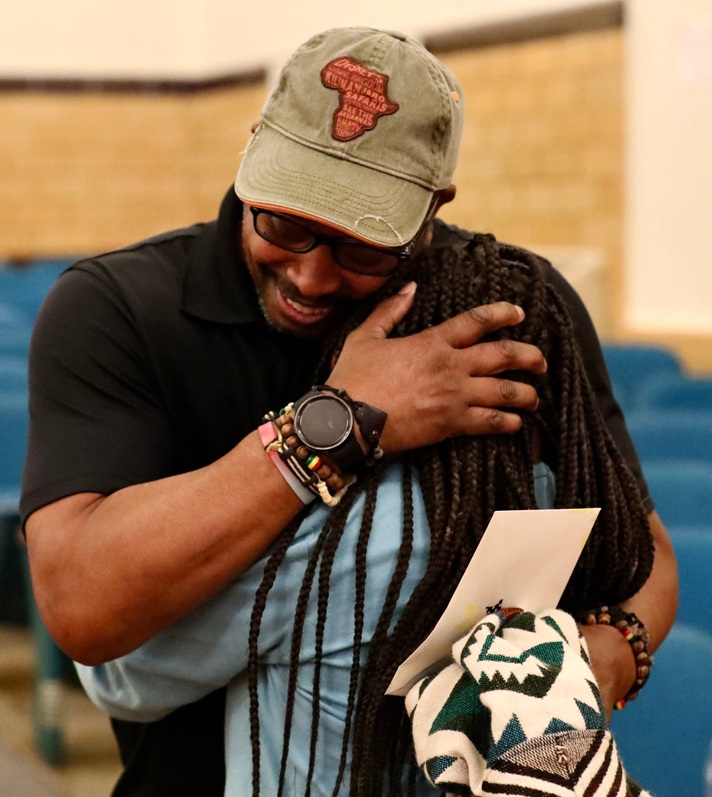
[26,293,545,665]
[581,511,678,717]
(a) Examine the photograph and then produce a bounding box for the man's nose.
[284,245,343,297]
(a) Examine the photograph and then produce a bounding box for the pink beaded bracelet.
[258,421,315,505]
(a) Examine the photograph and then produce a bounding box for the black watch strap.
[353,401,388,457]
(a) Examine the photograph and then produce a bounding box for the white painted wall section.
[1,0,618,78]
[624,0,712,335]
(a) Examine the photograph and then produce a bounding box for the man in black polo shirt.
[21,27,677,796]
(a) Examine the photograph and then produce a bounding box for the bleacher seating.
[626,411,712,467]
[602,342,682,414]
[0,260,70,324]
[642,461,712,529]
[0,260,73,766]
[0,389,29,501]
[612,623,712,797]
[604,343,712,797]
[639,371,712,413]
[0,355,29,393]
[0,324,33,357]
[671,530,712,635]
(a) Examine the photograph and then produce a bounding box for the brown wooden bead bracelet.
[578,605,653,709]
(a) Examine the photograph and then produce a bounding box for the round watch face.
[294,394,353,451]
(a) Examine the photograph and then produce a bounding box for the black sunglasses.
[249,207,416,277]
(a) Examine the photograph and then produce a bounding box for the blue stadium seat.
[673,530,712,631]
[640,372,712,413]
[0,260,70,323]
[612,623,712,797]
[0,300,29,327]
[0,390,29,512]
[602,343,682,414]
[0,355,29,393]
[626,411,712,467]
[0,323,32,357]
[0,388,67,765]
[643,461,712,529]
[669,529,712,635]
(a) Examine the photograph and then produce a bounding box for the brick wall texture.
[0,28,623,262]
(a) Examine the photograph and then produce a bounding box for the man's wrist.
[579,606,653,710]
[579,622,637,714]
[292,385,387,470]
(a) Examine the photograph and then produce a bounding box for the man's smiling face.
[240,207,390,338]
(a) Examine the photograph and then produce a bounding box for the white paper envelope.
[385,507,599,696]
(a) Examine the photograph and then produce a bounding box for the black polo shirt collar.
[181,188,263,325]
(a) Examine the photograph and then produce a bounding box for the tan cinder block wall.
[2,28,624,320]
[437,27,624,335]
[1,28,623,261]
[4,25,709,368]
[2,29,623,260]
[0,84,268,258]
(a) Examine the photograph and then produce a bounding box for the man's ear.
[433,184,457,213]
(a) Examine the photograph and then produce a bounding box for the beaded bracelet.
[578,605,653,710]
[261,409,355,507]
[258,421,315,505]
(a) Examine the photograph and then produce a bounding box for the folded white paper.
[386,507,600,696]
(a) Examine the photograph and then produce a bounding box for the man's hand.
[327,283,547,454]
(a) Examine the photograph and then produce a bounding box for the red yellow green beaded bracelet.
[261,407,355,507]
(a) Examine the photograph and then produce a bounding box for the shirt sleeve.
[21,263,176,524]
[75,544,277,723]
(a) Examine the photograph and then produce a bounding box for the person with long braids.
[78,232,660,796]
[24,26,676,796]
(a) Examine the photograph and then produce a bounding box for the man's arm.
[26,292,545,665]
[73,523,282,722]
[581,510,678,715]
[26,432,302,665]
[74,461,427,723]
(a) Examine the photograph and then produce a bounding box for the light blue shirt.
[76,461,555,796]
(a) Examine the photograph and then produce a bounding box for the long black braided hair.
[247,230,654,796]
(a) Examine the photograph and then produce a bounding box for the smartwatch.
[292,386,387,472]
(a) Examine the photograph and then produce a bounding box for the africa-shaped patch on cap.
[321,57,399,142]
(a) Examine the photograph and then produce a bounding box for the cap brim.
[235,125,433,248]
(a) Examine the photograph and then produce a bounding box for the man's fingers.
[457,376,539,436]
[436,302,525,348]
[460,339,547,376]
[463,376,539,411]
[462,406,525,436]
[353,281,417,341]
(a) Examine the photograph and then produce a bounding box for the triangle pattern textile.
[405,609,645,796]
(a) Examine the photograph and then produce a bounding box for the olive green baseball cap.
[235,27,465,248]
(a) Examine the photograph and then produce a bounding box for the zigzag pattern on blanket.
[481,730,651,797]
[406,611,651,796]
[406,610,608,792]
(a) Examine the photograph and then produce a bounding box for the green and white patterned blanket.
[405,609,651,797]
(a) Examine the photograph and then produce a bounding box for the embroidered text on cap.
[321,57,399,142]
